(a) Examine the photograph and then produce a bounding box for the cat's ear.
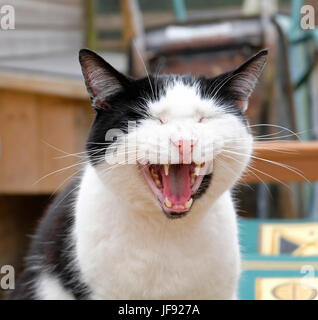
[218,49,268,112]
[79,49,131,109]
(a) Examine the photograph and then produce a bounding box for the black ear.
[79,49,131,109]
[216,49,268,111]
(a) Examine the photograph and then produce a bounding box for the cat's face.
[79,49,267,219]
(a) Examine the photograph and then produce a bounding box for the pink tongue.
[160,165,191,205]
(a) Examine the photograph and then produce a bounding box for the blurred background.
[0,0,318,300]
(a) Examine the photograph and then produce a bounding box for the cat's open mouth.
[139,162,211,218]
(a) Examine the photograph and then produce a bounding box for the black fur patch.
[193,174,213,200]
[9,180,89,300]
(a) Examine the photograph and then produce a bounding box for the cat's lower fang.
[185,198,193,209]
[164,198,172,208]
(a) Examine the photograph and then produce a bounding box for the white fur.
[37,274,74,300]
[40,81,253,299]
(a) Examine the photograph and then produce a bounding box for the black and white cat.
[11,49,267,300]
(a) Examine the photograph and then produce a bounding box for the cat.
[10,48,267,300]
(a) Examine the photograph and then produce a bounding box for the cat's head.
[79,49,267,219]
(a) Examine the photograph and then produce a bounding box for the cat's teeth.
[190,173,195,186]
[164,198,172,208]
[194,164,201,176]
[164,164,169,176]
[155,179,162,188]
[185,198,193,209]
[151,168,159,179]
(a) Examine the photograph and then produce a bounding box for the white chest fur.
[73,165,241,300]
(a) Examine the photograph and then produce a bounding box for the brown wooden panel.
[37,96,78,193]
[0,71,88,99]
[0,89,91,194]
[0,90,40,193]
[37,96,92,193]
[243,141,318,183]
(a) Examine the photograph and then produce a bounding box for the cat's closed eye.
[152,117,166,124]
[198,116,213,123]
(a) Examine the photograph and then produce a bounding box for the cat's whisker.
[55,153,88,160]
[100,160,135,176]
[246,163,291,190]
[87,142,112,145]
[249,123,304,140]
[221,150,295,190]
[132,39,155,99]
[41,140,89,159]
[223,148,309,183]
[222,131,304,142]
[32,160,95,186]
[49,168,83,198]
[252,128,308,139]
[222,143,298,154]
[57,148,108,160]
[222,154,285,196]
[52,184,81,210]
[216,158,254,190]
[251,129,287,138]
[220,153,272,194]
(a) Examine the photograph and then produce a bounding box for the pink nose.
[171,139,194,164]
[171,139,194,155]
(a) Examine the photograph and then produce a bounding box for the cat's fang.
[164,164,169,176]
[185,198,193,209]
[190,173,195,186]
[194,164,201,176]
[164,198,172,208]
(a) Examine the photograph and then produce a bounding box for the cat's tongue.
[160,164,192,207]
